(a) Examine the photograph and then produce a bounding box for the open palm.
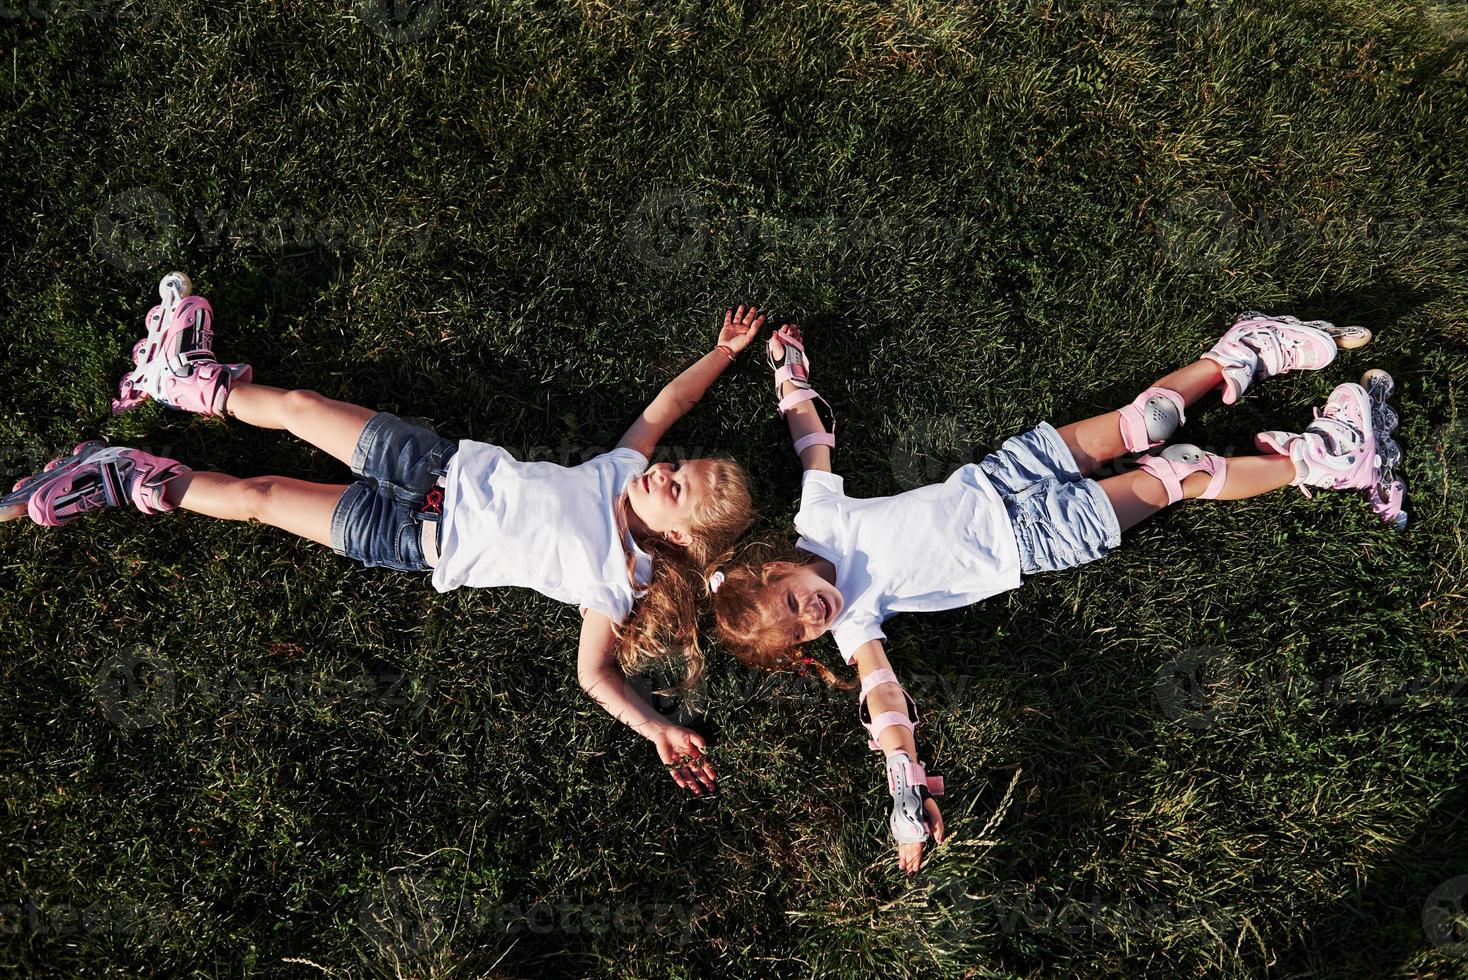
[653,724,717,795]
[718,304,765,355]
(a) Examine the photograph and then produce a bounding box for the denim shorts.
[978,422,1122,576]
[330,413,457,573]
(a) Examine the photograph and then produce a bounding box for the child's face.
[625,459,711,546]
[767,563,844,645]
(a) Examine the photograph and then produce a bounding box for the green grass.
[1,0,1466,976]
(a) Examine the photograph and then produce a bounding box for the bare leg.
[224,384,376,467]
[164,471,346,548]
[1102,453,1298,533]
[4,467,346,547]
[1060,360,1224,475]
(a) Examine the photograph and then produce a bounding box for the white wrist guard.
[767,326,836,455]
[886,751,944,844]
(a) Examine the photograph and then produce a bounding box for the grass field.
[1,0,1466,976]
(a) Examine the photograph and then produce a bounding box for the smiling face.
[624,459,714,546]
[768,562,845,645]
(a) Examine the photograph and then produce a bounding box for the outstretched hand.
[652,724,717,795]
[897,798,946,875]
[717,305,765,356]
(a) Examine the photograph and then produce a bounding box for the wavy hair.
[709,536,855,690]
[614,457,753,694]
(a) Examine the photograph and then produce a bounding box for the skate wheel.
[1361,368,1394,394]
[46,441,100,473]
[1379,434,1403,470]
[1330,325,1372,350]
[159,271,193,306]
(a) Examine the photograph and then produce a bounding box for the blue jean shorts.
[330,413,458,573]
[978,422,1122,576]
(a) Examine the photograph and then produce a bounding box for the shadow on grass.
[1282,778,1468,976]
[1294,280,1447,349]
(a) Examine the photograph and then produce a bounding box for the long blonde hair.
[709,537,854,690]
[614,457,753,694]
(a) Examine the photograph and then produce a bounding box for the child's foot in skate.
[113,271,253,417]
[1255,371,1407,527]
[1204,311,1372,405]
[1,441,191,526]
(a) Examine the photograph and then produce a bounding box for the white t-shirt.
[794,466,1022,663]
[431,443,653,624]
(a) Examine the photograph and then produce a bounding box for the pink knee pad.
[1136,444,1228,505]
[1117,387,1186,453]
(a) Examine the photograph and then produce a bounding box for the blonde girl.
[4,276,768,793]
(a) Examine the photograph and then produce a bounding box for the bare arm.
[770,323,833,473]
[617,306,765,458]
[575,609,717,794]
[850,639,946,874]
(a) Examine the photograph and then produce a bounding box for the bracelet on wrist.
[715,344,736,362]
